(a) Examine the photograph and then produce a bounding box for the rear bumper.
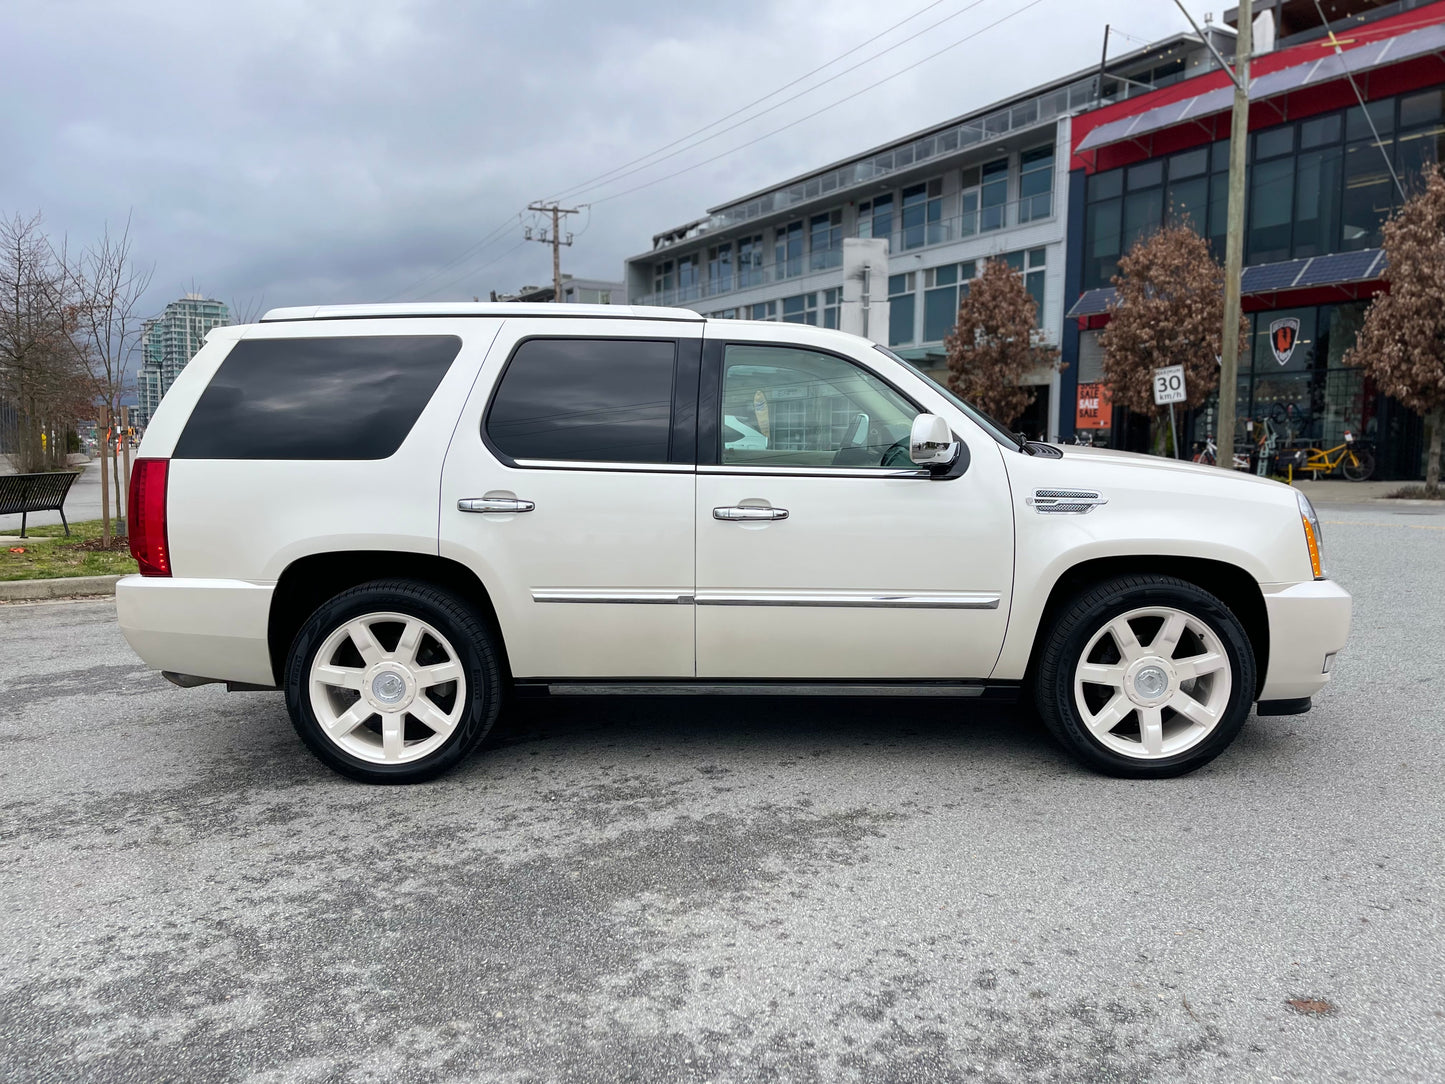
[115,575,275,687]
[1258,579,1352,702]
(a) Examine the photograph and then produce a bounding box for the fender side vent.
[1028,489,1108,514]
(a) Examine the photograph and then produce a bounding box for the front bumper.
[1258,578,1352,702]
[115,575,276,687]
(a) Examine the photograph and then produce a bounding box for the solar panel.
[1294,249,1385,287]
[1065,288,1117,318]
[1241,259,1310,294]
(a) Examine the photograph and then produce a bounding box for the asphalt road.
[1,501,1442,1083]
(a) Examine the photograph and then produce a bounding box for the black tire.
[1034,575,1256,779]
[284,579,503,783]
[1342,448,1375,481]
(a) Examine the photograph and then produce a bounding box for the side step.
[514,681,1020,700]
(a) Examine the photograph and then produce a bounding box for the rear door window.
[173,335,461,460]
[485,338,678,464]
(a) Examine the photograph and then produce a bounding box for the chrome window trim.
[512,459,695,473]
[698,464,929,479]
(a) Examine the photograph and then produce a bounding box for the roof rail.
[259,302,705,322]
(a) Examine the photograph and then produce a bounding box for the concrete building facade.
[624,30,1233,439]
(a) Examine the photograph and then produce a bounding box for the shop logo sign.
[1269,317,1301,365]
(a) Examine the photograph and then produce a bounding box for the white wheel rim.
[1072,606,1233,761]
[308,611,467,765]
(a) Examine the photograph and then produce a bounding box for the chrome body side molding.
[531,589,1001,609]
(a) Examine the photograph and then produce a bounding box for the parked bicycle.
[1191,435,1250,471]
[1297,430,1375,481]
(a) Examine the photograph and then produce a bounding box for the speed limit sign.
[1153,365,1187,406]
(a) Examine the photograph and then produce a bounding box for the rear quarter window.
[172,335,461,460]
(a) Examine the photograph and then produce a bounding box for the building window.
[809,210,842,271]
[980,158,1009,231]
[858,194,894,243]
[922,261,976,344]
[1018,146,1054,222]
[653,260,674,301]
[750,300,777,321]
[775,221,804,279]
[823,287,841,329]
[708,243,733,294]
[677,254,700,301]
[888,272,915,347]
[782,292,819,324]
[738,235,764,288]
[901,179,944,250]
[1024,247,1046,328]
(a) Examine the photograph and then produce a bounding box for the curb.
[0,575,122,601]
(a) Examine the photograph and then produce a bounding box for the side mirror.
[909,413,958,467]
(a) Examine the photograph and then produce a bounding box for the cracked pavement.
[1,501,1442,1082]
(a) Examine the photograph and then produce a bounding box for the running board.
[514,681,1019,700]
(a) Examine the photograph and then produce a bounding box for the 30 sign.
[1153,365,1187,406]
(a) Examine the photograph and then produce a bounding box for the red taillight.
[128,458,170,577]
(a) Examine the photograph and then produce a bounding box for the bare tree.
[0,213,92,473]
[66,214,154,536]
[1346,167,1445,494]
[944,259,1061,433]
[1100,221,1246,457]
[229,294,266,325]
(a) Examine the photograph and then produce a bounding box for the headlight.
[1297,490,1325,579]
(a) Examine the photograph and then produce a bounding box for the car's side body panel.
[693,322,1015,680]
[438,317,703,679]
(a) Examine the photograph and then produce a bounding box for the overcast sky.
[1,0,1213,318]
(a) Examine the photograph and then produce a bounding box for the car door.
[694,329,1015,680]
[439,317,702,679]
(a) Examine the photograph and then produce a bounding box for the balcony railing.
[635,190,1056,307]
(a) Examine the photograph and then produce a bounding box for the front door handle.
[713,505,788,522]
[459,498,535,514]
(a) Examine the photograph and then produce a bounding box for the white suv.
[117,304,1351,782]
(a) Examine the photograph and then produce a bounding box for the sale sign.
[1076,383,1112,429]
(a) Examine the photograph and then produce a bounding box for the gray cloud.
[1,0,1197,315]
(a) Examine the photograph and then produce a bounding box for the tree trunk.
[1428,406,1443,494]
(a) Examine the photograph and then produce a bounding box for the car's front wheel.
[1035,575,1255,778]
[284,579,502,783]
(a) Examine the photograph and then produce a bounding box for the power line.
[553,0,996,204]
[591,0,1048,208]
[383,213,520,300]
[545,0,958,203]
[416,238,529,300]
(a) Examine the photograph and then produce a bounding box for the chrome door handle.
[713,506,788,522]
[458,498,535,514]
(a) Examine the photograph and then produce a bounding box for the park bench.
[0,470,82,538]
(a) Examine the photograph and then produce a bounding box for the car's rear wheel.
[284,579,501,783]
[1035,575,1255,778]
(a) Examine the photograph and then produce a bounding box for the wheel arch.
[267,550,509,686]
[1023,555,1269,698]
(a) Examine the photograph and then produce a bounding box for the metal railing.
[635,191,1057,307]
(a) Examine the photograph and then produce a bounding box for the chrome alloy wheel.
[307,611,467,765]
[1072,606,1233,761]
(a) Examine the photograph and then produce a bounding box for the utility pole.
[525,202,581,301]
[1218,0,1252,470]
[1173,0,1251,467]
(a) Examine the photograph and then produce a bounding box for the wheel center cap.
[372,671,408,705]
[1134,665,1169,701]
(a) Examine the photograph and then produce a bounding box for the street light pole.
[1218,0,1252,468]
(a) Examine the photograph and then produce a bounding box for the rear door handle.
[459,498,535,514]
[713,506,788,522]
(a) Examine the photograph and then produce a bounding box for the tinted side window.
[486,338,677,463]
[173,336,460,460]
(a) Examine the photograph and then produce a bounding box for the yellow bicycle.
[1299,432,1375,481]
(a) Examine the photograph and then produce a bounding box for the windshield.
[872,345,1023,451]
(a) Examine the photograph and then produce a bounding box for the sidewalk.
[1291,478,1434,507]
[0,454,108,532]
